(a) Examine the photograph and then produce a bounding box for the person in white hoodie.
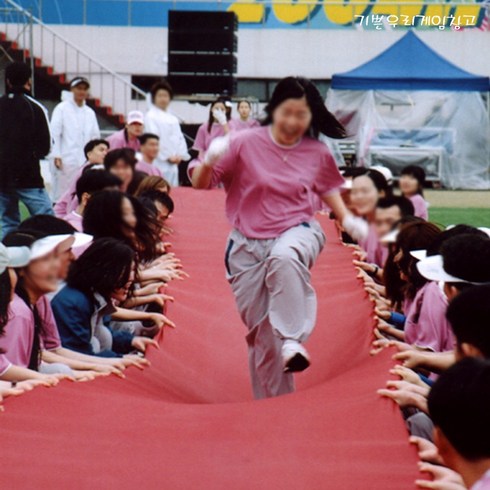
[50,77,100,201]
[144,80,189,187]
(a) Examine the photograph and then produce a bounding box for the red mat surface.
[0,188,421,489]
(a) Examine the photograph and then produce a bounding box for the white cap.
[410,249,427,261]
[340,179,353,191]
[72,232,93,249]
[30,235,75,260]
[380,229,398,244]
[417,254,478,284]
[0,243,31,274]
[127,110,144,125]
[371,165,394,185]
[478,227,490,238]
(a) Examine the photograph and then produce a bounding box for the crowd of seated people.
[335,163,490,489]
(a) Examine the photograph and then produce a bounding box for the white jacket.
[50,91,100,165]
[144,105,190,164]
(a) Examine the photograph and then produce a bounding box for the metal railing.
[1,0,148,117]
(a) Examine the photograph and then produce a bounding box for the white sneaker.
[282,340,310,373]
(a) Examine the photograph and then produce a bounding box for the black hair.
[150,80,174,101]
[441,234,490,285]
[0,270,12,332]
[5,61,31,90]
[376,196,415,217]
[427,225,488,257]
[428,357,490,461]
[83,190,160,262]
[401,165,426,196]
[339,166,368,179]
[262,77,346,139]
[75,169,122,202]
[84,139,109,160]
[354,169,393,198]
[103,148,137,170]
[66,237,135,303]
[395,221,441,300]
[383,216,424,308]
[138,133,160,146]
[208,96,232,133]
[137,189,174,214]
[237,99,252,110]
[19,215,76,236]
[447,285,490,359]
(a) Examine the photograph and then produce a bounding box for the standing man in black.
[0,62,53,238]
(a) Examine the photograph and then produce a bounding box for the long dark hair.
[262,77,346,139]
[83,190,160,262]
[0,270,12,332]
[395,221,441,300]
[66,238,135,303]
[207,97,231,133]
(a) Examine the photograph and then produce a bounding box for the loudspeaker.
[168,10,238,95]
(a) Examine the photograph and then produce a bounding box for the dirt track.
[425,190,490,208]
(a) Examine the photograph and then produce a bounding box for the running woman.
[191,77,368,399]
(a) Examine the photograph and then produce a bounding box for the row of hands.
[351,245,465,489]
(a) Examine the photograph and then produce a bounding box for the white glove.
[203,135,230,166]
[342,215,369,242]
[212,109,227,126]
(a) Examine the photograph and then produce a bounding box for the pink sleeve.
[54,168,82,218]
[410,195,429,220]
[314,148,345,197]
[37,297,62,351]
[0,354,11,376]
[192,124,207,152]
[413,284,454,352]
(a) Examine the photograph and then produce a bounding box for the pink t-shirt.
[409,194,429,220]
[64,210,83,232]
[136,160,162,177]
[0,295,62,368]
[107,129,140,152]
[193,123,227,154]
[0,354,11,376]
[473,470,490,490]
[229,118,260,132]
[205,126,344,239]
[404,281,455,352]
[54,162,104,218]
[359,224,388,267]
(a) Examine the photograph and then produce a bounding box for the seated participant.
[0,242,60,389]
[353,196,415,278]
[427,358,490,490]
[54,139,109,218]
[229,99,260,131]
[106,111,144,152]
[103,148,146,196]
[399,165,429,220]
[136,133,163,177]
[52,238,159,358]
[65,169,122,231]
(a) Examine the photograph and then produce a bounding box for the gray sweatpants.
[225,220,326,399]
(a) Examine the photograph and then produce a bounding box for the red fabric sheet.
[0,188,421,489]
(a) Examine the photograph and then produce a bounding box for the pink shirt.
[359,224,388,267]
[404,282,455,352]
[0,295,62,368]
[136,160,162,177]
[205,126,344,239]
[0,354,11,376]
[193,123,227,154]
[107,129,140,152]
[64,210,83,231]
[409,194,429,220]
[472,470,490,490]
[54,162,104,218]
[229,118,260,132]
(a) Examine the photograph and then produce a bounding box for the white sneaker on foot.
[282,340,310,373]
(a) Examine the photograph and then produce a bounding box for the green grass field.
[429,208,490,228]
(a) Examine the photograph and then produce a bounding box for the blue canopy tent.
[327,31,490,189]
[331,31,490,91]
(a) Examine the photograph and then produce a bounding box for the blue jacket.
[52,286,133,358]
